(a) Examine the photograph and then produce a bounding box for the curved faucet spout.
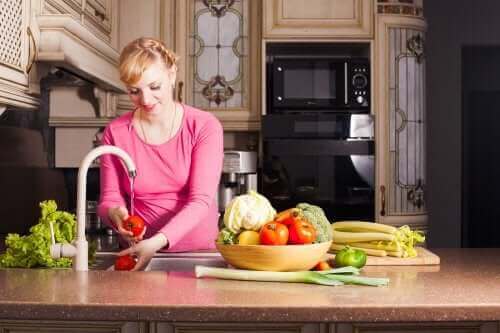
[53,145,137,271]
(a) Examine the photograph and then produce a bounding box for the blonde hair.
[119,37,179,85]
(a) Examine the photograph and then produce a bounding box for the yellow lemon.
[237,230,260,245]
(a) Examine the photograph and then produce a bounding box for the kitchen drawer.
[336,322,499,333]
[154,322,324,333]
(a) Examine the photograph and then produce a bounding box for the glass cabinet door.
[175,0,260,130]
[375,1,427,231]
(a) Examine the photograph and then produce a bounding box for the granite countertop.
[0,248,500,323]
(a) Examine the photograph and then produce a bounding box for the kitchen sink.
[90,252,228,272]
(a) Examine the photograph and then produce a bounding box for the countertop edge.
[1,304,500,322]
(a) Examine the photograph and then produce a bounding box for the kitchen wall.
[0,109,68,234]
[425,0,500,247]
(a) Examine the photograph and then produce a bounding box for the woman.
[97,37,223,270]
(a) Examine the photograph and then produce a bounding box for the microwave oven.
[270,57,370,112]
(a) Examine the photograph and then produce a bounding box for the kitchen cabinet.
[0,0,39,109]
[263,0,373,39]
[337,322,499,333]
[41,0,118,48]
[374,1,427,231]
[173,0,261,131]
[0,320,146,333]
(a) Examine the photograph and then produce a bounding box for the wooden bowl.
[216,241,332,272]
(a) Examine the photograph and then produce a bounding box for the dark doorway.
[462,46,500,247]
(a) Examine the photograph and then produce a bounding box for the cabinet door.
[263,0,373,39]
[174,0,261,131]
[154,322,323,333]
[0,0,38,109]
[374,11,427,230]
[0,320,146,333]
[337,322,499,333]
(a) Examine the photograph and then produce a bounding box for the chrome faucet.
[50,145,137,271]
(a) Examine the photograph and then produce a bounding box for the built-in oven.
[260,113,375,221]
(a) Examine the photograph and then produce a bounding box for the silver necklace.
[139,103,177,144]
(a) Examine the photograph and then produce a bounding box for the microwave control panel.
[350,61,370,107]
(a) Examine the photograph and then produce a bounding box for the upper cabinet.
[174,0,261,131]
[263,0,373,39]
[0,0,39,109]
[41,0,118,47]
[374,1,427,231]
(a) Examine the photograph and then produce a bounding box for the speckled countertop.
[0,248,500,323]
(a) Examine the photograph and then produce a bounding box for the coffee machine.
[218,150,258,213]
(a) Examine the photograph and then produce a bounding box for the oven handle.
[266,139,374,156]
[344,62,348,105]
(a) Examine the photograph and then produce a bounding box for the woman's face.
[126,58,176,116]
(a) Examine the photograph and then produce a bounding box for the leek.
[195,265,389,287]
[326,274,390,287]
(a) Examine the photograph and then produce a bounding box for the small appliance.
[217,151,258,214]
[271,57,369,112]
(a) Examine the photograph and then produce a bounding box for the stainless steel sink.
[90,252,228,271]
[143,256,227,271]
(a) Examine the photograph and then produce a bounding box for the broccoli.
[216,228,238,245]
[296,203,333,243]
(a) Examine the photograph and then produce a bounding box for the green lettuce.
[0,200,76,268]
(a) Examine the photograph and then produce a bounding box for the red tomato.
[124,215,145,237]
[259,221,289,245]
[274,208,301,226]
[288,219,316,244]
[114,255,136,271]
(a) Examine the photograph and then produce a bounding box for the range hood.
[36,15,125,94]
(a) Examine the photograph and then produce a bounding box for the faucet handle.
[49,221,77,259]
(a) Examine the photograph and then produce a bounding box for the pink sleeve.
[97,126,127,228]
[159,118,223,248]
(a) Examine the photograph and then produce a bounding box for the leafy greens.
[0,200,76,268]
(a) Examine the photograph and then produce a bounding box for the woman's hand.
[108,206,135,243]
[118,233,168,271]
[108,207,148,244]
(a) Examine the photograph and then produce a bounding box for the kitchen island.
[0,248,499,333]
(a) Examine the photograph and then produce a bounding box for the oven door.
[272,59,346,109]
[261,138,375,221]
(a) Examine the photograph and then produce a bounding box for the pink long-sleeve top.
[97,104,223,252]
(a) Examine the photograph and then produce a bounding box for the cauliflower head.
[223,190,276,233]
